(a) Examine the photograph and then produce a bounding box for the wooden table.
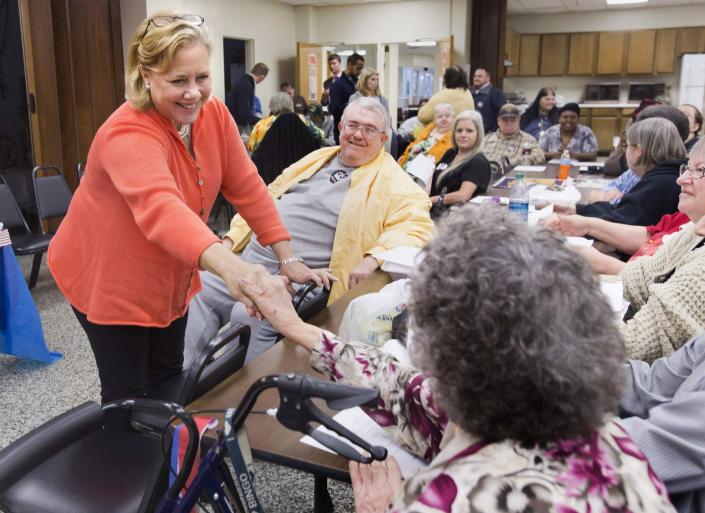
[188,271,392,512]
[487,162,608,203]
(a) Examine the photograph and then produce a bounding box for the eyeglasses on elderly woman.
[679,163,705,179]
[142,14,204,38]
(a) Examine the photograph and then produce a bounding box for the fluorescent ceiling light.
[606,0,648,5]
[338,50,366,56]
[406,41,437,48]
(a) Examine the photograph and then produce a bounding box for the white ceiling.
[277,0,705,14]
[509,0,705,14]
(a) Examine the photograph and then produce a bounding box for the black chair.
[31,165,72,238]
[76,160,86,181]
[0,176,53,289]
[252,112,319,185]
[131,322,250,433]
[0,400,197,513]
[0,326,250,513]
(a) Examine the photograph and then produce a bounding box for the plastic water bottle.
[558,148,571,180]
[509,172,529,222]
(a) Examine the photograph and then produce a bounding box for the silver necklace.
[178,124,190,139]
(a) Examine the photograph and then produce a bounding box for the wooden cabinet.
[591,116,620,153]
[540,34,567,76]
[568,33,596,75]
[626,30,656,74]
[596,32,625,75]
[518,34,540,76]
[655,29,678,74]
[678,27,705,54]
[505,28,521,77]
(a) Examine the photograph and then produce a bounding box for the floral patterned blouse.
[311,335,676,513]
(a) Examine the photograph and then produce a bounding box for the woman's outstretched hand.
[350,457,403,513]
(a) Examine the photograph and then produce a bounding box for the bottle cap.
[516,172,524,180]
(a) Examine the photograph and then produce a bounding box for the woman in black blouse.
[430,109,490,216]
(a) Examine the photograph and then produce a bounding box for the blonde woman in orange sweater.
[398,103,454,171]
[48,11,332,403]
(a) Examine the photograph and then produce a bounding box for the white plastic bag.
[338,279,410,347]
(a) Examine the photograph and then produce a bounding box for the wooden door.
[540,34,567,76]
[19,0,124,191]
[518,34,540,76]
[568,33,596,76]
[655,29,678,74]
[626,30,656,75]
[297,43,325,104]
[596,32,625,75]
[19,0,62,169]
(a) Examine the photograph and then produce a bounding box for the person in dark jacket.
[471,67,506,133]
[556,118,688,226]
[329,52,365,143]
[228,62,268,135]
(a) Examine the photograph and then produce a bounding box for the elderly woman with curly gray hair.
[239,204,675,513]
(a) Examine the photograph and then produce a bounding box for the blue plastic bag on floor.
[0,245,62,363]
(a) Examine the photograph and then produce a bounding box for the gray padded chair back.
[0,179,31,232]
[31,166,72,228]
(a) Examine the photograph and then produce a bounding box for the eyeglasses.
[142,14,204,38]
[341,121,385,138]
[679,163,705,179]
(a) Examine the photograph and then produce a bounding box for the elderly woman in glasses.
[240,204,675,513]
[47,10,329,403]
[398,103,454,172]
[549,138,705,363]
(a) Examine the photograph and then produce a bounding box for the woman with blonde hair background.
[48,11,330,403]
[348,68,389,112]
[429,109,490,215]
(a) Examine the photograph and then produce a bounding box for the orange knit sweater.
[48,97,289,327]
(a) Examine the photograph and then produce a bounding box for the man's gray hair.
[409,204,626,445]
[269,92,294,116]
[342,96,391,132]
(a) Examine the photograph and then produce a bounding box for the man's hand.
[348,256,379,289]
[350,457,402,513]
[280,261,338,289]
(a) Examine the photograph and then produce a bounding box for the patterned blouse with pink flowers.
[310,334,676,513]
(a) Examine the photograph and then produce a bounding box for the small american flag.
[0,229,11,248]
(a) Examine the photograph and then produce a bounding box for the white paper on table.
[565,236,594,247]
[528,203,553,226]
[600,279,630,318]
[577,161,604,167]
[300,407,428,479]
[405,154,436,186]
[529,184,582,205]
[470,195,509,205]
[573,177,612,189]
[378,247,424,278]
[513,165,546,173]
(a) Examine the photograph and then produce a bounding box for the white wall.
[508,4,705,34]
[119,0,297,106]
[504,4,701,106]
[297,0,468,65]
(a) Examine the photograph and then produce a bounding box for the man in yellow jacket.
[185,97,434,363]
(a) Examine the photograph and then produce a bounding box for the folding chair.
[0,176,53,289]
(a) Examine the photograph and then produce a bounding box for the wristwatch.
[279,255,305,267]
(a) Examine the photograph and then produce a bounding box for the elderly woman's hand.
[555,214,592,237]
[280,261,338,290]
[239,275,326,350]
[553,203,576,216]
[350,457,403,513]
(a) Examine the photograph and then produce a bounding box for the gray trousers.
[184,271,313,367]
